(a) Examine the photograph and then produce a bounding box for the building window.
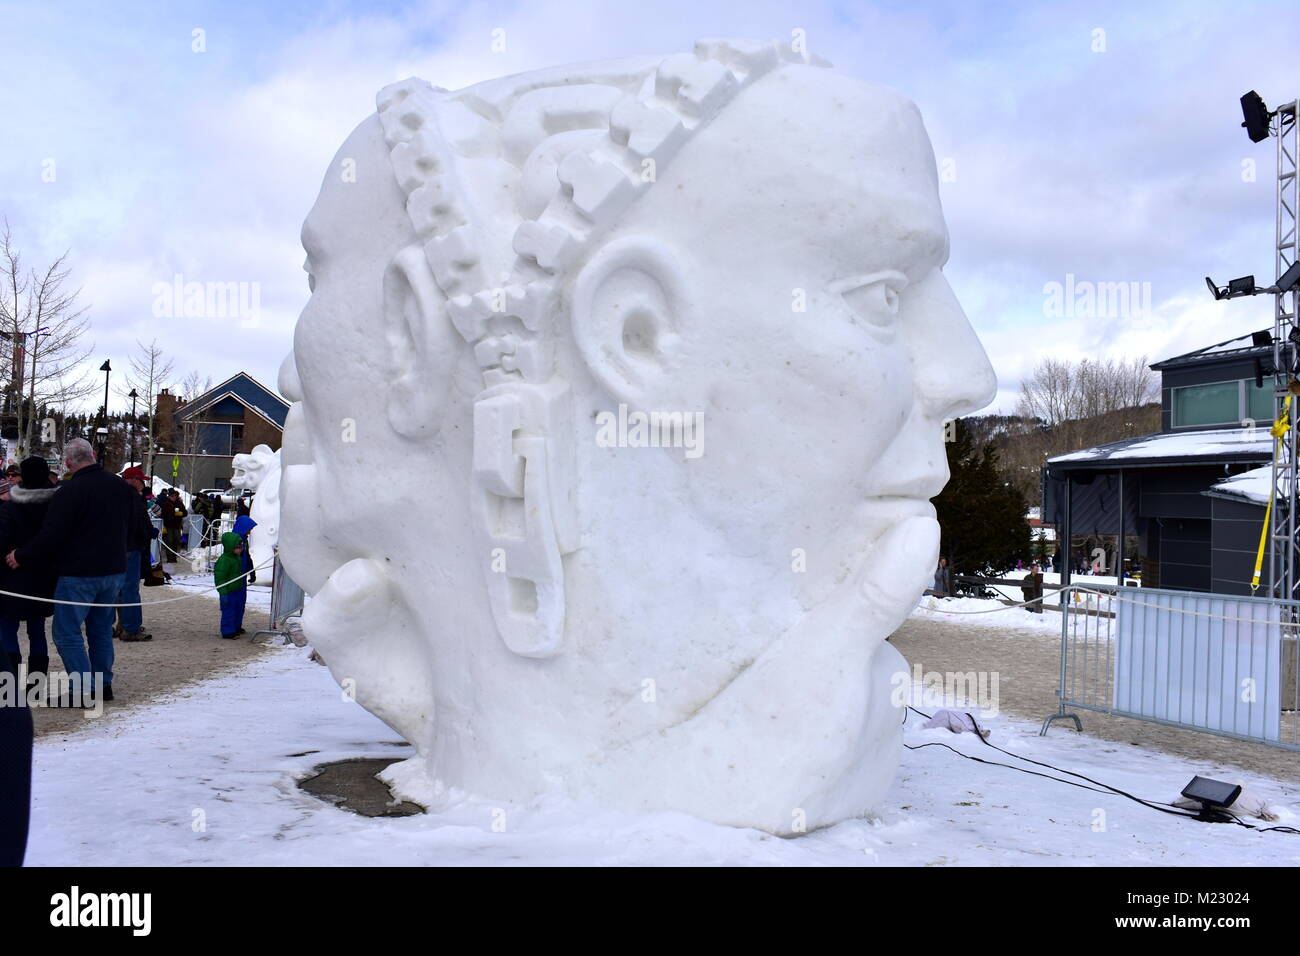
[230,424,244,456]
[1173,381,1238,427]
[1247,381,1275,424]
[1172,378,1278,428]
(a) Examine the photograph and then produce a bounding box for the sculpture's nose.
[907,271,997,421]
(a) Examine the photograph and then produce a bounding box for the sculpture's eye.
[832,271,907,330]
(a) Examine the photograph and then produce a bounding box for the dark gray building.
[1044,331,1276,595]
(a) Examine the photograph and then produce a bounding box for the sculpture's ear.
[383,245,459,438]
[571,236,687,405]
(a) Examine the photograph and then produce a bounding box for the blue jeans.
[219,589,246,635]
[52,574,121,695]
[0,617,47,658]
[118,550,144,635]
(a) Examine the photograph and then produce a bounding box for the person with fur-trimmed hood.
[0,457,60,682]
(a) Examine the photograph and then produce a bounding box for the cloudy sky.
[0,0,1291,413]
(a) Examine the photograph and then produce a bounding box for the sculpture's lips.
[863,495,938,523]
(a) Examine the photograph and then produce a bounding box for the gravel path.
[25,582,274,738]
[890,613,1300,785]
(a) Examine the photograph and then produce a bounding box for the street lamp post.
[128,388,138,467]
[98,359,111,467]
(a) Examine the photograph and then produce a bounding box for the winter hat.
[121,466,147,482]
[19,456,49,489]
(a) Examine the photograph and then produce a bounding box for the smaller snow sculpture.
[230,444,281,574]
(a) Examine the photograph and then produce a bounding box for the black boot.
[25,655,48,699]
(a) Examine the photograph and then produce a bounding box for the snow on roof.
[1049,427,1271,465]
[1206,464,1289,506]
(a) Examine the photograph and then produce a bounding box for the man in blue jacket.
[6,439,136,706]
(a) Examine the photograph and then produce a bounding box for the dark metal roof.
[1149,329,1272,371]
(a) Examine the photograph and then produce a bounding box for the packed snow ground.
[26,645,1300,866]
[913,593,1064,634]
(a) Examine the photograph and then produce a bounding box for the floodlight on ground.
[1181,775,1242,823]
[1241,90,1273,143]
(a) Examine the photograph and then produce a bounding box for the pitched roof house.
[152,372,289,490]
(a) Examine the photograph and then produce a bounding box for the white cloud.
[0,0,1293,421]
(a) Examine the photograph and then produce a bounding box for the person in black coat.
[0,648,32,866]
[115,467,156,642]
[0,457,59,682]
[7,439,136,704]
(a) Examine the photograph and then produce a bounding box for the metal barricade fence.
[253,551,306,642]
[1042,584,1300,751]
[182,514,204,550]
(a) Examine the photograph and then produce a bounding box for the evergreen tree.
[933,419,1033,578]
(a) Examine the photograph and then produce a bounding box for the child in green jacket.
[214,532,247,639]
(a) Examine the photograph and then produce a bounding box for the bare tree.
[1016,356,1157,430]
[119,339,175,478]
[0,221,96,457]
[1001,355,1161,503]
[176,370,213,492]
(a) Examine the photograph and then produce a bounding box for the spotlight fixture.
[1241,90,1273,143]
[1230,275,1258,296]
[1205,269,1300,301]
[1276,260,1300,294]
[1181,775,1242,823]
[1205,275,1263,300]
[1252,330,1274,348]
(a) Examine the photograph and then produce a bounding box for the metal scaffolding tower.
[1271,101,1300,601]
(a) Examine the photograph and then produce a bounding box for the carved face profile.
[278,40,996,833]
[230,443,277,493]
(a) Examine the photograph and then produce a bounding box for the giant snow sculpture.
[277,39,996,832]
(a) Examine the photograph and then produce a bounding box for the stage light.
[1252,330,1273,348]
[1241,90,1272,143]
[1229,275,1257,296]
[1181,775,1241,823]
[1276,260,1300,293]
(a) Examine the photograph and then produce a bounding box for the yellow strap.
[1252,394,1292,592]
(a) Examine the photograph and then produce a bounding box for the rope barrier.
[0,557,275,609]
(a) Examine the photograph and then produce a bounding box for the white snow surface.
[913,595,1063,633]
[25,646,1300,866]
[1050,427,1269,463]
[1209,465,1280,506]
